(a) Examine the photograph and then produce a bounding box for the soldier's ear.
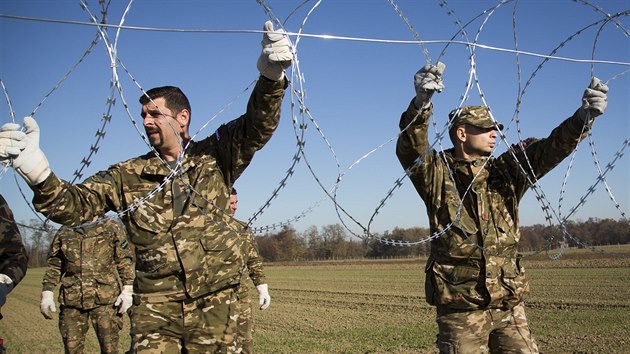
[176,109,190,129]
[456,125,467,142]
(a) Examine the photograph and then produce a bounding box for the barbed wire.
[0,0,628,260]
[363,0,629,261]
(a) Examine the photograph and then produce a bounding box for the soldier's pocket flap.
[124,184,169,235]
[446,203,478,235]
[60,237,81,262]
[60,278,81,306]
[95,278,118,304]
[61,277,80,288]
[433,262,480,285]
[95,278,117,287]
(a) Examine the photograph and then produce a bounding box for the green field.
[1,246,629,353]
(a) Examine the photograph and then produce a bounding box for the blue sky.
[1,0,628,238]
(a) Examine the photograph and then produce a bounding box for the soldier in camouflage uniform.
[0,21,292,353]
[396,62,609,353]
[40,217,135,354]
[229,188,269,354]
[0,194,28,319]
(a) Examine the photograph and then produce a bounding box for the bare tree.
[19,219,56,267]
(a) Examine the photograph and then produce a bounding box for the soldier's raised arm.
[501,76,610,190]
[396,62,446,170]
[214,20,293,185]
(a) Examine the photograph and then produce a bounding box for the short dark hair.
[231,188,237,195]
[139,86,191,119]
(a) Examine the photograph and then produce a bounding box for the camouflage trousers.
[130,286,239,353]
[435,303,539,354]
[59,304,123,354]
[235,288,253,354]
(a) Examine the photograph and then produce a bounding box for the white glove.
[0,274,14,308]
[579,77,609,122]
[257,21,293,81]
[8,117,51,185]
[414,61,446,109]
[256,283,271,310]
[40,290,57,319]
[114,285,133,314]
[0,122,27,164]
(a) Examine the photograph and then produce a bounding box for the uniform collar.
[141,151,197,177]
[444,149,492,167]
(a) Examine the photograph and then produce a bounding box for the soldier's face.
[141,98,183,154]
[463,124,497,157]
[229,194,238,215]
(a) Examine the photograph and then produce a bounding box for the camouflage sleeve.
[498,109,595,197]
[42,229,64,291]
[31,166,124,226]
[245,231,267,286]
[0,195,28,286]
[396,99,434,169]
[213,76,288,186]
[110,221,135,286]
[395,99,438,202]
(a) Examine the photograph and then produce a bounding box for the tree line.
[17,217,630,267]
[255,217,630,262]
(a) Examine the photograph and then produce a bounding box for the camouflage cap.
[448,105,503,130]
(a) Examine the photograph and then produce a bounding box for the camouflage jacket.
[234,219,267,296]
[32,76,286,302]
[42,219,134,309]
[0,194,28,286]
[396,101,592,311]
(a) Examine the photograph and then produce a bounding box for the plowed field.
[1,246,628,353]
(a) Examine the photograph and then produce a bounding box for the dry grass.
[1,245,628,353]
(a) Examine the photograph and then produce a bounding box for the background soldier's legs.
[90,305,123,354]
[125,312,134,354]
[59,306,90,354]
[488,304,539,353]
